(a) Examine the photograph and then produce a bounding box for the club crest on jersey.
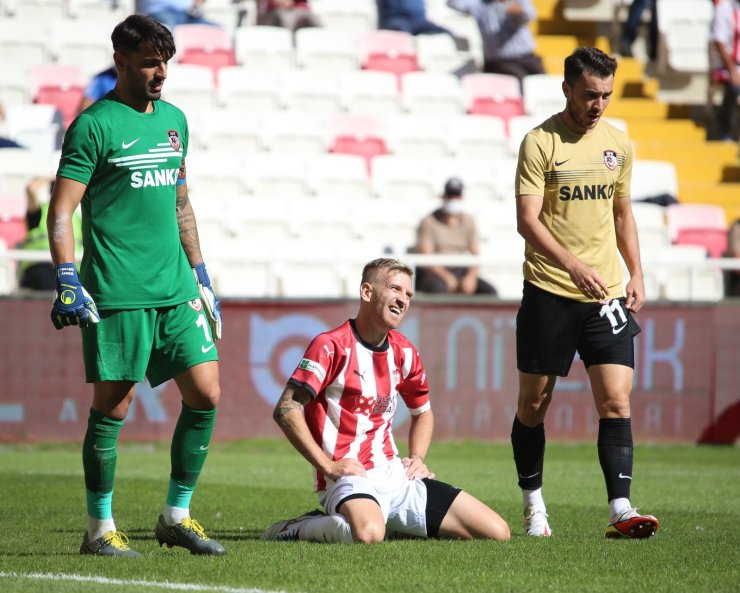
[603,150,618,170]
[298,358,326,382]
[189,298,203,312]
[168,130,181,151]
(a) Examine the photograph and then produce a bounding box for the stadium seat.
[401,71,464,115]
[0,194,26,221]
[357,197,418,254]
[461,73,524,133]
[447,115,509,160]
[186,151,249,197]
[656,0,713,75]
[262,112,329,155]
[29,64,86,129]
[630,160,679,203]
[308,153,371,200]
[506,115,544,155]
[0,148,57,198]
[522,73,565,117]
[479,235,526,299]
[5,0,65,20]
[0,237,17,295]
[173,24,236,83]
[244,155,313,199]
[359,30,420,85]
[0,21,49,83]
[207,237,280,298]
[435,157,510,203]
[194,107,266,154]
[279,70,343,115]
[328,114,389,174]
[386,115,451,159]
[233,25,294,71]
[48,22,112,78]
[311,0,377,33]
[415,33,471,74]
[371,155,436,203]
[641,244,724,301]
[294,27,360,72]
[217,66,283,111]
[666,203,729,258]
[340,70,403,117]
[631,202,671,249]
[0,218,27,248]
[4,104,63,152]
[162,64,216,114]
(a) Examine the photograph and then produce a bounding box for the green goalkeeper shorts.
[81,298,219,387]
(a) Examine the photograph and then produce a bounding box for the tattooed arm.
[175,158,203,266]
[273,384,366,479]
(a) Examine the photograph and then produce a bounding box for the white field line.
[0,572,293,593]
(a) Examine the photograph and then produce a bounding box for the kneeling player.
[261,258,510,543]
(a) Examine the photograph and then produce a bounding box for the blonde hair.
[361,258,414,284]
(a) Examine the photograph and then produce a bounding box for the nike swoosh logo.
[618,473,632,480]
[121,138,140,149]
[554,159,570,166]
[199,445,209,451]
[518,472,540,479]
[612,324,628,335]
[201,344,215,353]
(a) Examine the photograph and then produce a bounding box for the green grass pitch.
[0,439,737,593]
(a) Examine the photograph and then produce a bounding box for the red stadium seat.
[666,203,729,258]
[0,194,27,221]
[359,31,420,87]
[29,64,85,129]
[174,24,236,84]
[461,73,525,135]
[0,218,27,248]
[328,114,388,175]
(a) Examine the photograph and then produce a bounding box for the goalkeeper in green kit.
[47,14,225,557]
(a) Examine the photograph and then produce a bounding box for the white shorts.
[318,458,430,538]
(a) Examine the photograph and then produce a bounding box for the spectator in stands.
[78,66,118,113]
[377,0,453,36]
[0,103,23,149]
[260,257,510,544]
[256,0,321,32]
[414,177,497,295]
[710,0,740,141]
[17,177,82,291]
[136,0,219,29]
[447,0,544,85]
[619,0,657,61]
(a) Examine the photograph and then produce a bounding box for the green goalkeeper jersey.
[57,92,198,310]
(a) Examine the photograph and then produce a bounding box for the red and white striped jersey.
[288,319,431,491]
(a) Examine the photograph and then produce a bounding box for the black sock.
[597,417,634,501]
[511,415,545,490]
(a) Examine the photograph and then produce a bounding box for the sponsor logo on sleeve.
[298,358,326,382]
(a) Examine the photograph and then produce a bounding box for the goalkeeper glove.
[51,263,100,330]
[193,262,222,340]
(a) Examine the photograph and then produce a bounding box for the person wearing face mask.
[413,177,497,295]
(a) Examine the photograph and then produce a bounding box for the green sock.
[166,403,216,509]
[82,408,124,519]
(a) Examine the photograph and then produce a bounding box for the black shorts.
[516,281,641,376]
[423,478,462,538]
